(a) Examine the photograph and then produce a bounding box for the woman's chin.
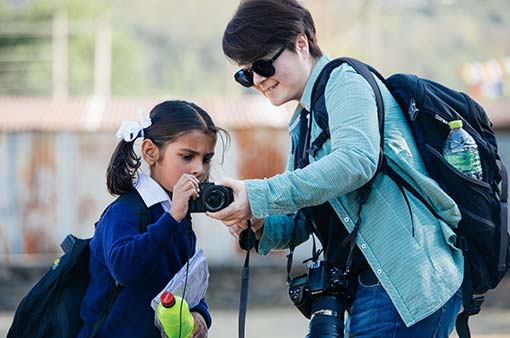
[266,94,287,107]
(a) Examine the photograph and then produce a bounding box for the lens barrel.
[304,295,344,338]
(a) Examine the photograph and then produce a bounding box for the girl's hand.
[170,174,200,222]
[191,312,208,338]
[207,178,252,225]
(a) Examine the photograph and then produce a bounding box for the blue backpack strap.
[113,189,152,232]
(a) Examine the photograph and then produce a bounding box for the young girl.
[78,100,228,338]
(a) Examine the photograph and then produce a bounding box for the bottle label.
[444,148,482,179]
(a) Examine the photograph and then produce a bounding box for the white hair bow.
[115,109,152,142]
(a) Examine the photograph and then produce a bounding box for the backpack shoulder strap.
[309,57,387,206]
[310,57,385,160]
[87,189,152,338]
[112,189,153,233]
[304,58,387,273]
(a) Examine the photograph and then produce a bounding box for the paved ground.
[2,263,509,337]
[2,306,509,337]
[209,307,510,338]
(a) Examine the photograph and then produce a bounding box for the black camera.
[188,182,234,213]
[288,261,349,338]
[288,261,348,318]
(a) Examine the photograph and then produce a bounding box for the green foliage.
[307,0,510,89]
[0,0,112,95]
[0,0,509,96]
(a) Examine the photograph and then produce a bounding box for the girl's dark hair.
[222,0,322,65]
[106,100,230,196]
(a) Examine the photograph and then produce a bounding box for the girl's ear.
[141,139,159,165]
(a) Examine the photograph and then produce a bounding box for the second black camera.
[288,261,350,319]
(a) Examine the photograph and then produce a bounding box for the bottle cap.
[160,291,176,308]
[448,120,463,129]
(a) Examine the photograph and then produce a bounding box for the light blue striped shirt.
[245,56,464,326]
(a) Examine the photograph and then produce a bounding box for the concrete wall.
[0,128,294,266]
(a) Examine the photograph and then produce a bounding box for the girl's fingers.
[175,175,200,195]
[189,177,200,191]
[189,189,199,199]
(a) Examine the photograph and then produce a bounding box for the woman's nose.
[253,72,267,87]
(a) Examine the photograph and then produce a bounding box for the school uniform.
[78,174,211,338]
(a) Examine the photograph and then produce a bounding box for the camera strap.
[286,212,323,282]
[238,220,256,338]
[341,187,371,274]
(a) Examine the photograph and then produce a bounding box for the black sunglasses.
[234,47,286,88]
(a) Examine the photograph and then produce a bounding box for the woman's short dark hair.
[106,100,230,196]
[223,0,322,65]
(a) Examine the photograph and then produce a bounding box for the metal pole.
[52,2,68,99]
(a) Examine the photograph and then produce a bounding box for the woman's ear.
[141,139,159,165]
[295,33,310,56]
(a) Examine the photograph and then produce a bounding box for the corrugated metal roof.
[0,96,295,131]
[0,96,508,131]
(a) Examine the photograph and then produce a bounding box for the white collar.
[134,173,171,210]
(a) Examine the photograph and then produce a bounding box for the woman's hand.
[191,312,208,338]
[170,174,200,222]
[227,217,265,240]
[207,178,252,225]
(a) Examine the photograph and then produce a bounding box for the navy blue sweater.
[77,200,211,338]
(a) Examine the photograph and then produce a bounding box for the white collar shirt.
[134,173,171,212]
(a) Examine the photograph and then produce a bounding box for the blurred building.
[0,95,298,267]
[2,96,510,267]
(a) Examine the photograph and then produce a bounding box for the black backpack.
[307,57,510,338]
[7,189,153,338]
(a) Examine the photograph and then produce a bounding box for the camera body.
[188,182,234,213]
[288,261,348,319]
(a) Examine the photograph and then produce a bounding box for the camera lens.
[305,315,344,338]
[305,296,345,338]
[204,190,226,212]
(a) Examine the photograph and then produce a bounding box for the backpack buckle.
[408,98,419,121]
[306,145,320,157]
[60,234,78,253]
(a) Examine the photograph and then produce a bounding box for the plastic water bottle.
[442,120,483,180]
[156,291,194,338]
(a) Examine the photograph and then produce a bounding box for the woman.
[210,0,463,337]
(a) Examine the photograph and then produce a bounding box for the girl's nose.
[253,72,267,87]
[192,162,205,178]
